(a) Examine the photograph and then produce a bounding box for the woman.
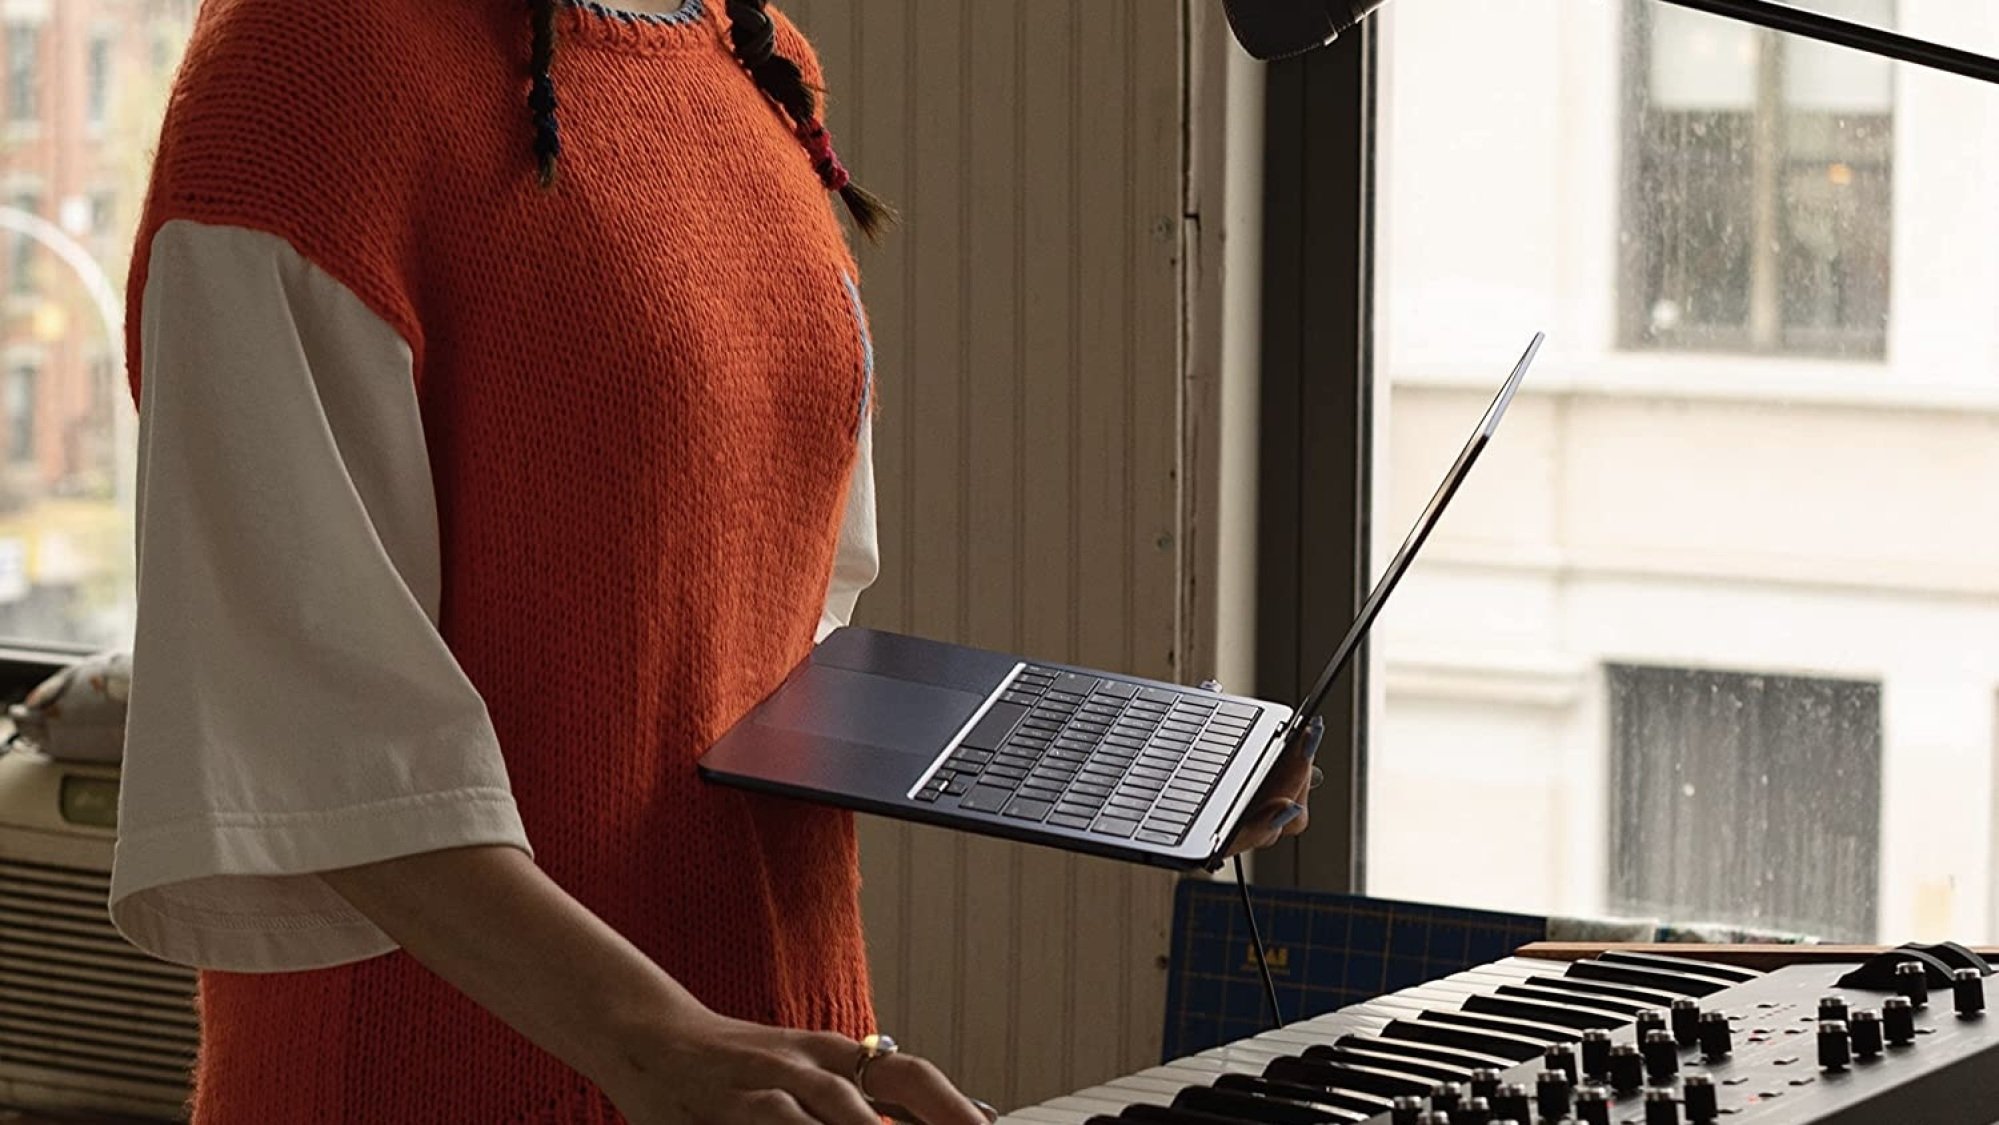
[108,0,1317,1121]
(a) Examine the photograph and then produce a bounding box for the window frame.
[1252,24,1376,892]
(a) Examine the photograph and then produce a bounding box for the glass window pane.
[1650,6,1759,110]
[0,1,194,647]
[1370,0,1999,943]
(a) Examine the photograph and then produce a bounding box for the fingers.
[716,1033,874,1125]
[733,1088,821,1125]
[852,1051,992,1125]
[787,1032,992,1125]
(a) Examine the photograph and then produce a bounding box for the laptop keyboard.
[913,666,1263,846]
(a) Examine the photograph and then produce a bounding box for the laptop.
[700,333,1543,868]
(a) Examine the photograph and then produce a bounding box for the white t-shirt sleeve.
[817,414,880,642]
[109,220,531,973]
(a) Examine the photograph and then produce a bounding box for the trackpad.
[757,665,984,752]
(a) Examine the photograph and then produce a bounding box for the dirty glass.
[1367,0,1999,943]
[0,1,194,647]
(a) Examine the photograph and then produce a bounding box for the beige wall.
[779,0,1203,1110]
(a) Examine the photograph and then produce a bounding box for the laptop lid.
[1284,332,1543,737]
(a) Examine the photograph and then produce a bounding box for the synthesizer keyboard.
[1000,948,1999,1124]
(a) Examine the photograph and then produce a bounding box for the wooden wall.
[777,0,1192,1110]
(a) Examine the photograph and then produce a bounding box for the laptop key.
[915,786,944,803]
[943,775,974,796]
[959,785,1012,812]
[1048,811,1094,830]
[1069,780,1114,798]
[1216,702,1259,721]
[1138,687,1180,705]
[1099,680,1139,699]
[959,702,1027,751]
[1135,829,1183,846]
[1005,797,1055,821]
[1001,691,1039,707]
[1092,814,1141,838]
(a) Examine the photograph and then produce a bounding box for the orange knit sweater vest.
[126,1,874,1120]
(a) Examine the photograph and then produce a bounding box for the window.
[9,192,37,295]
[6,361,36,467]
[87,35,112,130]
[1607,665,1880,939]
[1366,0,1999,944]
[1622,0,1894,356]
[0,1,197,648]
[6,23,37,127]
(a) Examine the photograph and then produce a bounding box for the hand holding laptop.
[1220,713,1325,859]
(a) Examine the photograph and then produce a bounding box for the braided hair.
[524,0,893,240]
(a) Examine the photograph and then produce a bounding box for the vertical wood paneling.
[781,0,1187,1110]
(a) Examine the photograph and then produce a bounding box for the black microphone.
[1221,0,1386,61]
[1218,0,1999,87]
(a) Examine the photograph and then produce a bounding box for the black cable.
[1234,853,1284,1028]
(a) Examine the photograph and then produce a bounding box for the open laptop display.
[699,333,1543,868]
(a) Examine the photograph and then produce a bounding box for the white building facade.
[1365,0,1999,943]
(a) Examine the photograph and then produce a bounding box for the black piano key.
[1525,974,1684,1008]
[1594,949,1759,983]
[1298,1045,1464,1085]
[1262,1056,1433,1099]
[1566,959,1729,997]
[1418,1008,1582,1044]
[1462,993,1629,1030]
[1211,1074,1391,1119]
[1379,1017,1547,1061]
[1495,983,1648,1017]
[1118,1105,1253,1125]
[1326,1034,1513,1073]
[1171,1086,1356,1124]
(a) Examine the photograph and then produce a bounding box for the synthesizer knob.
[1458,1094,1493,1125]
[1575,1083,1613,1125]
[1817,1020,1852,1071]
[1469,1069,1503,1102]
[1850,1009,1884,1058]
[1537,1068,1575,1120]
[1430,1082,1466,1113]
[1954,966,1986,1017]
[1581,1028,1613,1079]
[1670,998,1701,1046]
[1545,1042,1579,1084]
[1609,1043,1645,1093]
[1883,995,1917,1046]
[1635,1008,1668,1046]
[1645,1088,1680,1125]
[1698,1010,1733,1059]
[1391,1095,1425,1125]
[1895,959,1930,1008]
[1818,995,1849,1024]
[1682,1074,1719,1123]
[1643,1029,1679,1082]
[1492,1082,1530,1123]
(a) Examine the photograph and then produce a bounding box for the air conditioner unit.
[0,746,193,1120]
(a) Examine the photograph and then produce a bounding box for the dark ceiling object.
[1220,0,1999,86]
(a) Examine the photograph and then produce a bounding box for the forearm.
[320,844,700,1100]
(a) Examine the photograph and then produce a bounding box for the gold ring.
[855,1032,899,1098]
